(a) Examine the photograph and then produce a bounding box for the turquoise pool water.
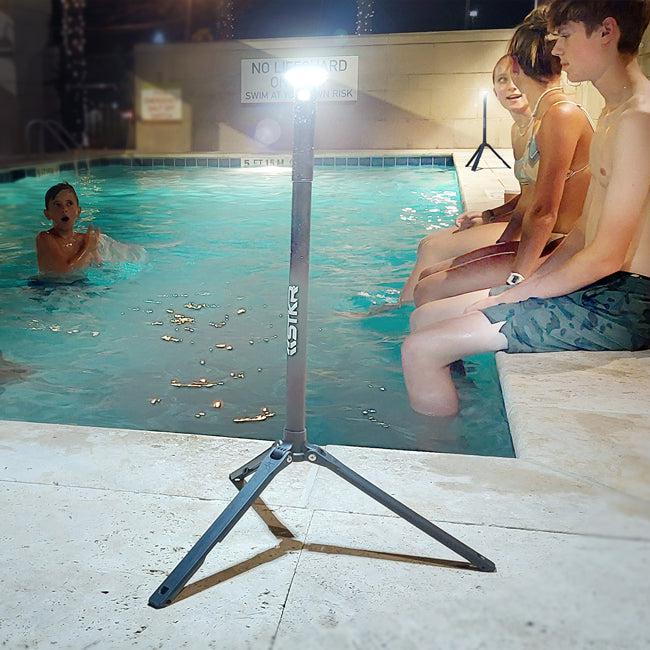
[0,165,513,456]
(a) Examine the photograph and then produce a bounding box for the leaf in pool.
[233,407,275,423]
[170,314,194,324]
[170,377,217,388]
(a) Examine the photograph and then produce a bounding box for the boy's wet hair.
[44,182,79,208]
[508,7,563,83]
[548,0,650,55]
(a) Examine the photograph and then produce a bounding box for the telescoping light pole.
[466,90,511,172]
[147,67,495,610]
[281,65,326,448]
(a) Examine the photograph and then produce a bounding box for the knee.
[417,234,435,254]
[402,329,446,376]
[402,331,423,363]
[418,262,443,280]
[413,279,431,308]
[409,308,420,332]
[413,282,423,308]
[403,326,435,356]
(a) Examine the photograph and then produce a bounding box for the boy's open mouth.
[61,216,69,222]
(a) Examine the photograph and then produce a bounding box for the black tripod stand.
[148,96,496,610]
[466,92,511,172]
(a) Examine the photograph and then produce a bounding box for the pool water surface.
[0,164,513,456]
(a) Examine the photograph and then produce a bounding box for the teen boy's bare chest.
[589,118,615,191]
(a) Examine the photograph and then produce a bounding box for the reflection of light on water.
[355,288,400,306]
[234,166,290,175]
[399,206,417,222]
[399,189,461,230]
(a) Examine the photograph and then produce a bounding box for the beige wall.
[135,30,519,154]
[134,24,650,155]
[640,24,650,78]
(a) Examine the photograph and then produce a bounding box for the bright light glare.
[469,9,478,17]
[284,66,329,91]
[238,165,290,175]
[296,89,311,101]
[480,89,489,98]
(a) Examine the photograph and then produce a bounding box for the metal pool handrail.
[24,119,82,154]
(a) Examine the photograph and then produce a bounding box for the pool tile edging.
[0,153,454,183]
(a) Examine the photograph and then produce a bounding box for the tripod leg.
[471,144,485,172]
[148,443,293,608]
[465,145,482,168]
[484,144,511,169]
[229,442,278,485]
[309,446,496,572]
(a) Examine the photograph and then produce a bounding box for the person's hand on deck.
[453,211,483,232]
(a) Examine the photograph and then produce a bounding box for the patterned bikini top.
[514,100,594,186]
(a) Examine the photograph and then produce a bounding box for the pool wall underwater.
[0,154,513,457]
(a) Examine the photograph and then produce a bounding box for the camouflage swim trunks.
[481,272,650,354]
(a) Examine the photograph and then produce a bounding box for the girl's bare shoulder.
[543,98,590,125]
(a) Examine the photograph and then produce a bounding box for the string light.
[215,0,235,40]
[61,0,87,143]
[355,0,375,35]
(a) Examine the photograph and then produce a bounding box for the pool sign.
[140,84,182,121]
[241,56,358,104]
[243,156,291,167]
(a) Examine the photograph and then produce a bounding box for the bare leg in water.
[414,252,516,307]
[402,311,508,416]
[413,237,563,307]
[339,239,513,319]
[400,222,508,303]
[418,240,520,279]
[409,289,490,331]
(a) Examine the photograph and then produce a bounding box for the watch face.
[507,272,524,286]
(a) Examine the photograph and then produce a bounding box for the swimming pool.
[0,162,513,457]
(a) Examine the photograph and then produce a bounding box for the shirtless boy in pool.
[402,0,650,417]
[36,182,101,274]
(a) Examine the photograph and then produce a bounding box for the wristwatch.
[506,272,525,286]
[481,208,495,223]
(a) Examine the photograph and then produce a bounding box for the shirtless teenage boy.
[36,182,101,274]
[401,0,650,417]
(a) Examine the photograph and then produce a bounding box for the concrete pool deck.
[1,149,649,649]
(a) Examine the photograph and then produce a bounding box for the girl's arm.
[455,194,521,232]
[495,212,523,242]
[481,193,521,222]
